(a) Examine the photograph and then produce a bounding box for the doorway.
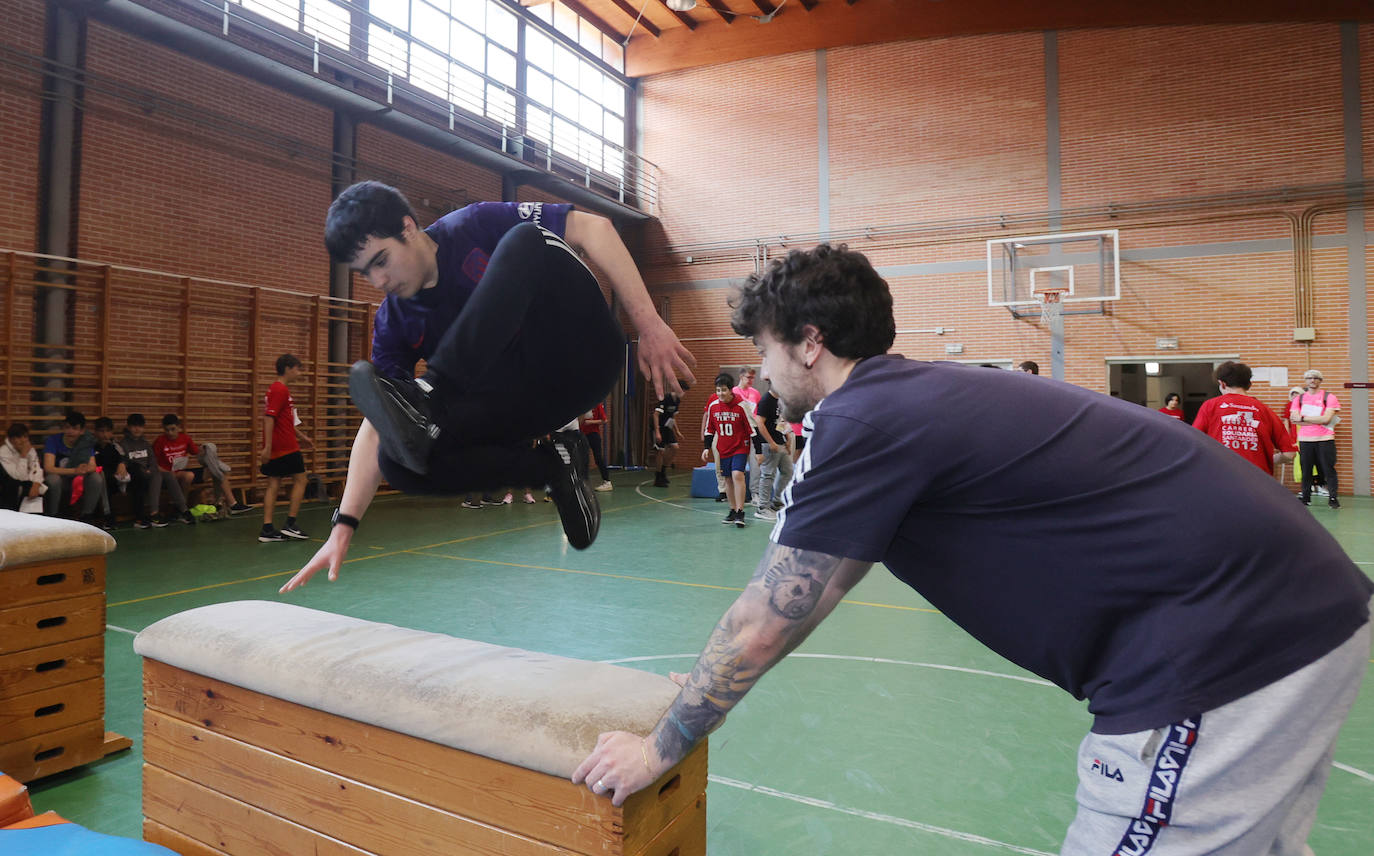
[1107,357,1238,423]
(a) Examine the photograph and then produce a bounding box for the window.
[219,0,630,179]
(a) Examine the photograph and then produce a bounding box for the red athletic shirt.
[579,403,607,435]
[1192,393,1295,474]
[1158,406,1185,420]
[264,380,300,458]
[152,433,199,472]
[706,398,752,457]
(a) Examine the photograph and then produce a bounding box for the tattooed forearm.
[655,617,761,761]
[759,544,841,620]
[651,545,871,766]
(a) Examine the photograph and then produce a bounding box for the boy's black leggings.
[379,223,623,493]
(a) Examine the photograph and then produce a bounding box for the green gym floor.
[27,477,1374,855]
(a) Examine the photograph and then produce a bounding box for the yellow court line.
[107,500,660,608]
[406,550,943,615]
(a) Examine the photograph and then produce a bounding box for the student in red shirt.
[260,354,316,542]
[702,372,752,528]
[1158,392,1185,421]
[1192,361,1295,476]
[152,413,199,524]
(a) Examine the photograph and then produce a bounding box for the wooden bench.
[0,511,128,782]
[134,601,706,856]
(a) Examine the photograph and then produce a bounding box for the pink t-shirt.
[733,386,762,407]
[1290,391,1340,441]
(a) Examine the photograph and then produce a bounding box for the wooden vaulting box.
[134,601,707,856]
[0,512,127,782]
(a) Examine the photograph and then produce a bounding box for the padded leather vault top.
[133,600,682,778]
[0,510,116,569]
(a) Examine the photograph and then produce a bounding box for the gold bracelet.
[640,738,653,774]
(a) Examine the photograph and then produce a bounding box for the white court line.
[605,653,1374,786]
[1333,762,1374,783]
[708,775,1056,856]
[633,481,734,517]
[107,624,137,636]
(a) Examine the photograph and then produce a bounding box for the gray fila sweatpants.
[1061,620,1370,856]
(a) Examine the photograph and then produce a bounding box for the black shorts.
[260,450,305,478]
[655,426,677,448]
[795,435,806,452]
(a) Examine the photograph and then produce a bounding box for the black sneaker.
[480,495,505,506]
[282,524,309,539]
[1299,494,1311,506]
[722,510,736,525]
[653,472,670,488]
[543,432,599,549]
[715,492,727,502]
[135,518,153,530]
[180,510,196,525]
[1329,497,1341,509]
[734,510,746,528]
[461,498,482,508]
[228,502,253,514]
[151,516,170,528]
[348,360,439,474]
[258,527,287,542]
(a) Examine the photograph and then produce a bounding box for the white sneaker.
[595,481,613,492]
[754,507,777,520]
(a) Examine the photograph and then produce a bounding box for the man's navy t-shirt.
[773,356,1373,734]
[371,201,573,379]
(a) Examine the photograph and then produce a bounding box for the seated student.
[42,410,105,522]
[119,414,164,529]
[0,422,46,512]
[91,416,129,529]
[151,413,198,525]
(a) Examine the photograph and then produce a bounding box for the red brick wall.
[0,0,46,252]
[640,24,1374,492]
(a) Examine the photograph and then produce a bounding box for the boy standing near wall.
[259,354,315,542]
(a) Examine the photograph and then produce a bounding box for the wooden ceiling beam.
[797,0,815,9]
[561,0,629,41]
[750,0,774,15]
[626,0,1374,77]
[654,0,698,30]
[702,0,738,24]
[605,0,662,37]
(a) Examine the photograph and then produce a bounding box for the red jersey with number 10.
[706,398,752,457]
[1191,393,1295,474]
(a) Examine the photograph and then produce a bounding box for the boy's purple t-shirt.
[772,355,1373,735]
[370,201,573,379]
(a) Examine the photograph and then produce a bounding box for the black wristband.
[331,508,360,531]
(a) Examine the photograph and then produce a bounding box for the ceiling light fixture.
[666,0,697,10]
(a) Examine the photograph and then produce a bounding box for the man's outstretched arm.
[572,542,872,805]
[564,211,695,398]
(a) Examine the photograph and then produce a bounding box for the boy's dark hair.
[6,422,28,440]
[715,372,736,389]
[1018,361,1040,374]
[730,243,895,360]
[1164,392,1181,404]
[324,181,418,264]
[64,410,86,428]
[276,353,302,375]
[162,413,181,427]
[127,413,146,427]
[1215,361,1252,390]
[94,416,115,431]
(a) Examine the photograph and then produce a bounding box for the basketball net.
[1035,288,1067,327]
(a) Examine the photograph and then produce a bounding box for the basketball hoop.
[1034,287,1068,327]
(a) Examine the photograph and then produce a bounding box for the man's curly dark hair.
[729,243,895,359]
